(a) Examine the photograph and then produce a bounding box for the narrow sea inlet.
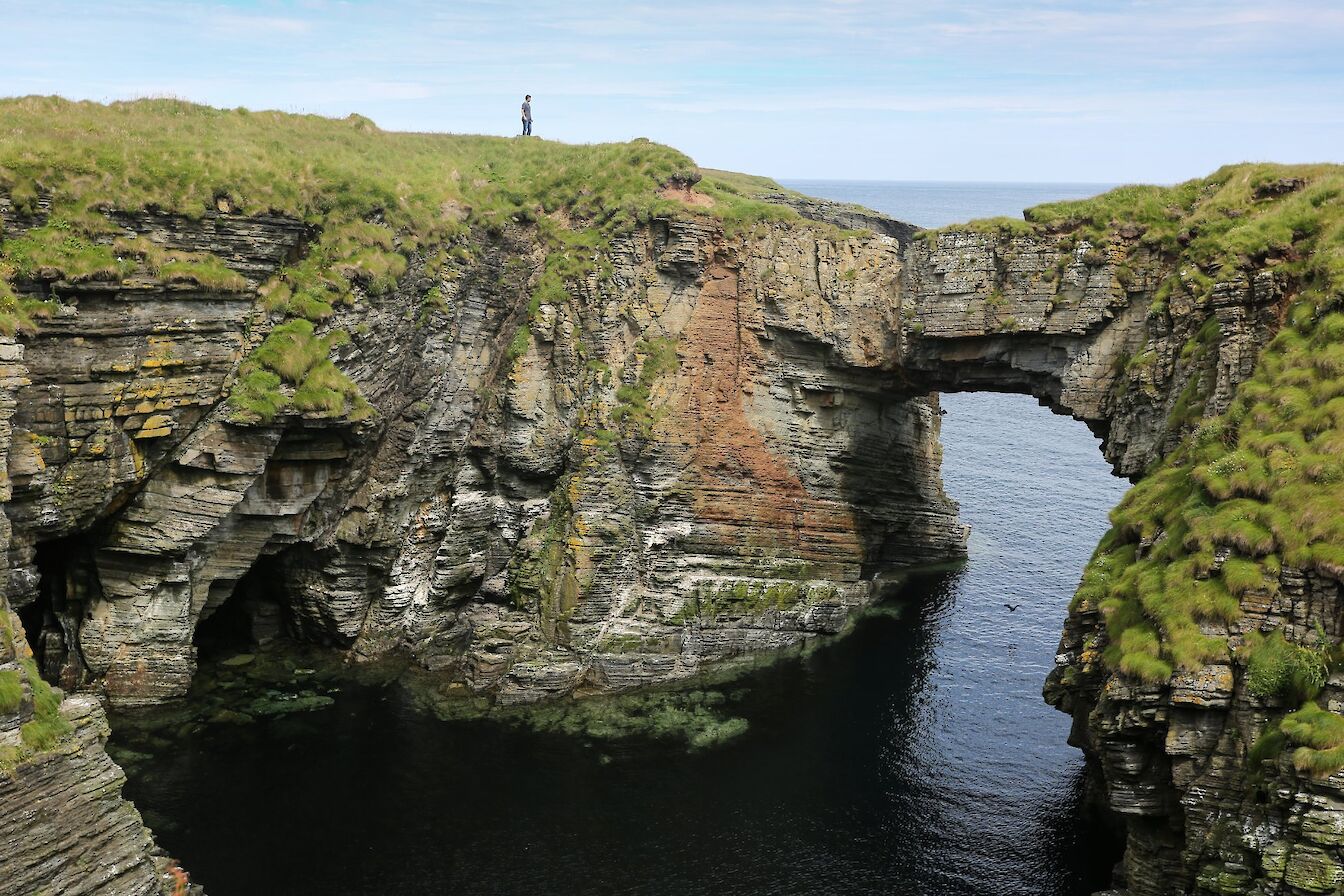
[109,384,1128,895]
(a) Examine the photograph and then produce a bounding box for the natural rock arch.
[0,188,1310,896]
[1,200,1278,706]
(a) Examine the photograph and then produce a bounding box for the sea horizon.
[778,177,1125,186]
[780,179,1122,229]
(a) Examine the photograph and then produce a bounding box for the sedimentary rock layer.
[2,207,973,709]
[0,694,171,896]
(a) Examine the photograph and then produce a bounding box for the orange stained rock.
[668,250,861,567]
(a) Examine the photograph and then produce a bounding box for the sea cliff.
[2,97,1343,895]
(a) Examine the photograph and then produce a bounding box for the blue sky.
[3,0,1342,183]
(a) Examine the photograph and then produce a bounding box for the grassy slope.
[0,96,799,420]
[1027,163,1344,773]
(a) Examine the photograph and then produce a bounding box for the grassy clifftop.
[1031,163,1344,773]
[0,96,772,231]
[0,96,799,419]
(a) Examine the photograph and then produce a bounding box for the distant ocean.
[780,179,1118,229]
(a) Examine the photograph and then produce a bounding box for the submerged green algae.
[110,594,912,755]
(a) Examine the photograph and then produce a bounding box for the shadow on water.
[111,392,1126,896]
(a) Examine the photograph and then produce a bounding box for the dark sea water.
[113,184,1132,896]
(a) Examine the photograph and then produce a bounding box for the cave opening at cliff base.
[193,551,291,660]
[20,535,90,685]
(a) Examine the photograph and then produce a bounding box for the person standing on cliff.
[521,95,533,136]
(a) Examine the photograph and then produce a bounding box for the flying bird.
[1003,603,1020,612]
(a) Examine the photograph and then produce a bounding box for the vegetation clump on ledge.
[0,609,73,776]
[611,336,679,440]
[0,277,55,337]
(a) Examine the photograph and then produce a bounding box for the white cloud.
[209,12,315,36]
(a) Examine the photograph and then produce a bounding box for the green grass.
[611,336,679,439]
[0,611,73,776]
[1243,630,1328,703]
[1052,164,1344,688]
[671,579,839,623]
[0,97,710,235]
[692,169,805,233]
[251,320,346,383]
[935,215,1037,239]
[227,368,286,423]
[229,321,370,423]
[508,474,578,618]
[1281,702,1344,776]
[0,668,22,713]
[292,359,369,417]
[1026,164,1342,260]
[115,236,249,291]
[16,657,69,753]
[2,221,128,283]
[0,277,56,336]
[504,325,532,369]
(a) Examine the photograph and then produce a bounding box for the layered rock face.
[1047,571,1344,896]
[903,226,1344,896]
[1,204,970,712]
[0,691,173,896]
[0,186,1325,896]
[901,231,1283,478]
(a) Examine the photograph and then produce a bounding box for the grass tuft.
[1243,630,1328,703]
[0,656,73,776]
[0,668,22,713]
[1282,702,1344,776]
[611,336,680,439]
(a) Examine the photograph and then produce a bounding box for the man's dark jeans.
[522,119,532,135]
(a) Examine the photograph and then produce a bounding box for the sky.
[2,0,1342,183]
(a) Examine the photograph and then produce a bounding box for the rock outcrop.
[901,230,1283,478]
[1,322,179,895]
[1,203,970,708]
[1046,567,1344,896]
[0,692,175,896]
[901,220,1344,896]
